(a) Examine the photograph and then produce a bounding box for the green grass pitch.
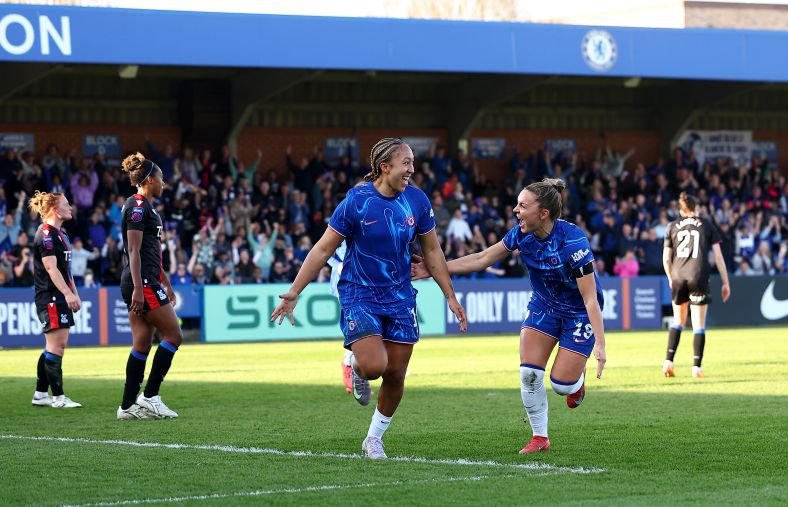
[1,327,787,506]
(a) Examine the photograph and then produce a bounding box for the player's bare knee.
[383,367,407,386]
[364,361,387,380]
[165,328,184,347]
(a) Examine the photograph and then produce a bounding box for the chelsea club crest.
[581,29,617,71]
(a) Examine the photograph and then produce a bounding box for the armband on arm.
[571,261,594,279]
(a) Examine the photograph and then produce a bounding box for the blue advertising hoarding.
[0,287,100,348]
[445,277,660,334]
[0,286,201,348]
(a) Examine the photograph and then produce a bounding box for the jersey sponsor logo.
[42,235,54,249]
[131,206,144,222]
[347,320,357,331]
[406,215,415,227]
[548,256,560,266]
[156,289,167,300]
[760,280,788,321]
[689,294,705,303]
[60,314,68,324]
[571,248,590,263]
[362,219,378,226]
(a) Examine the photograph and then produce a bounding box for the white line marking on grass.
[61,476,493,507]
[0,434,604,475]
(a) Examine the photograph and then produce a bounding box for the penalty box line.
[1,434,605,475]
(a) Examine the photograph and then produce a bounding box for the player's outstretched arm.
[270,228,344,325]
[577,272,606,379]
[417,230,468,332]
[412,240,511,280]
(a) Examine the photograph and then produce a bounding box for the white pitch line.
[0,434,605,475]
[62,476,492,507]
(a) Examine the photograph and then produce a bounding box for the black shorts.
[36,301,75,333]
[121,284,171,313]
[671,278,711,306]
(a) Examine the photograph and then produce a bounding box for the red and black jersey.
[32,223,73,304]
[121,193,164,286]
[664,215,722,282]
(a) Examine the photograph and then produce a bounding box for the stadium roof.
[2,4,788,82]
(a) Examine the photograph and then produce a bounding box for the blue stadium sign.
[3,5,788,82]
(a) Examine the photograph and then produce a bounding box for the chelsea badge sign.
[582,30,617,72]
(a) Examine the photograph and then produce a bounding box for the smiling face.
[379,145,415,195]
[513,189,549,234]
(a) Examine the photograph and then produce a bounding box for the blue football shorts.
[521,305,596,358]
[340,303,419,350]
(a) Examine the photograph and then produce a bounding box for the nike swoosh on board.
[760,280,788,320]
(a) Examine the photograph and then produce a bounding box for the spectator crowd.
[0,135,786,289]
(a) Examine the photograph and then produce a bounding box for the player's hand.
[448,296,468,333]
[65,292,81,312]
[166,285,177,306]
[410,255,431,280]
[721,282,730,303]
[130,287,145,314]
[593,339,606,379]
[271,290,298,325]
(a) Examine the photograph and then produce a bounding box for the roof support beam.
[227,69,320,153]
[0,63,61,104]
[443,74,553,151]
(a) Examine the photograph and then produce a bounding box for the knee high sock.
[122,349,148,410]
[36,351,49,393]
[43,352,63,396]
[666,325,682,362]
[144,340,178,398]
[693,330,706,367]
[520,364,548,437]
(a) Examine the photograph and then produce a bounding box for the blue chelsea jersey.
[503,219,603,317]
[328,182,435,308]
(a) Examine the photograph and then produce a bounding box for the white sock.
[367,408,393,439]
[343,350,353,367]
[550,372,585,396]
[520,364,548,437]
[34,391,49,398]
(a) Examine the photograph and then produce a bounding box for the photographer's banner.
[202,281,445,343]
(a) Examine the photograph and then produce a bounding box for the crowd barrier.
[1,275,784,348]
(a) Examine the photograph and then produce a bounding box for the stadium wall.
[8,123,788,180]
[0,123,181,158]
